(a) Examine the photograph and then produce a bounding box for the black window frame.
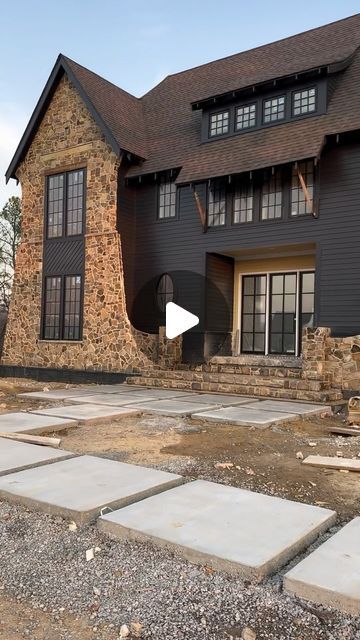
[235,102,257,131]
[262,94,286,124]
[156,273,175,312]
[292,86,317,117]
[157,176,177,220]
[207,179,227,227]
[208,109,230,137]
[42,274,83,341]
[233,180,254,224]
[261,170,283,220]
[45,168,86,239]
[290,160,315,217]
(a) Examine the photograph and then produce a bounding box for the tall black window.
[46,168,85,238]
[208,180,226,226]
[293,87,316,116]
[209,110,229,137]
[43,275,82,341]
[261,171,282,220]
[236,103,256,130]
[158,178,177,219]
[291,160,314,216]
[233,182,253,223]
[263,95,285,123]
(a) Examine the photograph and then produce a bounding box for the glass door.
[241,275,267,353]
[269,273,297,354]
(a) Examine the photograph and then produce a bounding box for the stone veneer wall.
[2,74,157,372]
[302,327,360,393]
[157,327,182,369]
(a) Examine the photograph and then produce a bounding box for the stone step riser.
[133,372,331,391]
[140,366,302,378]
[127,377,342,403]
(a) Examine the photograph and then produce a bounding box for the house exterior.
[3,14,360,400]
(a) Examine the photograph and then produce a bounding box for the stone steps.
[126,372,342,403]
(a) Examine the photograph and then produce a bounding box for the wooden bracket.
[297,168,317,218]
[192,187,207,232]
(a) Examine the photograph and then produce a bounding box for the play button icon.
[166,302,199,340]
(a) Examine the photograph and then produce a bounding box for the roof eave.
[5,54,123,183]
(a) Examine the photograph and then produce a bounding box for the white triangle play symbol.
[166,302,199,339]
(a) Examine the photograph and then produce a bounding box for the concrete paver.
[284,517,360,615]
[19,386,144,401]
[192,406,295,428]
[69,393,158,406]
[99,480,336,579]
[0,455,184,524]
[244,399,331,416]
[181,394,258,406]
[30,404,139,424]
[0,438,74,476]
[0,412,77,434]
[126,399,220,417]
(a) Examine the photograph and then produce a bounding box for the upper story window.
[46,169,85,239]
[293,87,316,116]
[291,160,314,216]
[236,103,256,130]
[261,171,282,220]
[233,182,253,223]
[208,179,226,226]
[158,177,177,219]
[263,95,286,123]
[209,110,229,137]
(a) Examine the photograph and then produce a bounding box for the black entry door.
[269,273,297,354]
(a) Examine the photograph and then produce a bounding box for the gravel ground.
[0,502,359,640]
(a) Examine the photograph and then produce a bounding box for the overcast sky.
[1,0,358,208]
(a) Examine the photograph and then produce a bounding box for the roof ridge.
[141,12,360,97]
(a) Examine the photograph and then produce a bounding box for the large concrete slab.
[303,455,360,472]
[126,399,220,417]
[30,404,139,424]
[0,438,74,477]
[284,517,360,615]
[69,393,158,406]
[0,455,184,524]
[181,393,257,407]
[128,389,199,399]
[192,406,295,428]
[0,412,77,435]
[99,480,336,580]
[19,386,145,401]
[244,399,331,417]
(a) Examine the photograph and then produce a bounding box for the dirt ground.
[0,377,359,638]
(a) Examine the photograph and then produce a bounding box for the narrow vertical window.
[67,170,84,235]
[208,180,226,226]
[263,95,285,123]
[158,178,176,219]
[47,174,64,238]
[261,171,282,220]
[233,182,253,223]
[64,276,82,340]
[43,277,62,339]
[156,274,174,312]
[209,110,229,137]
[291,160,314,216]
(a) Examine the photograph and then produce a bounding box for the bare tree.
[0,196,21,310]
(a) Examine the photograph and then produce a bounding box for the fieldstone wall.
[2,74,157,372]
[158,326,182,369]
[302,327,360,393]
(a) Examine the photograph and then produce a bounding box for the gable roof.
[6,54,147,182]
[6,14,360,185]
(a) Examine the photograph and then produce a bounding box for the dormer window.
[263,95,285,123]
[293,87,316,116]
[236,103,256,130]
[209,110,229,137]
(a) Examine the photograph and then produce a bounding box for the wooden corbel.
[191,186,207,232]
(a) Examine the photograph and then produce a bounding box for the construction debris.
[215,462,234,470]
[0,432,61,448]
[296,451,304,460]
[326,425,360,437]
[303,455,360,472]
[348,396,360,424]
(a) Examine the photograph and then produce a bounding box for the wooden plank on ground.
[0,432,61,448]
[303,455,360,472]
[326,426,360,437]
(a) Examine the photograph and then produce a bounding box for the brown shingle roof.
[64,57,148,160]
[126,13,360,181]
